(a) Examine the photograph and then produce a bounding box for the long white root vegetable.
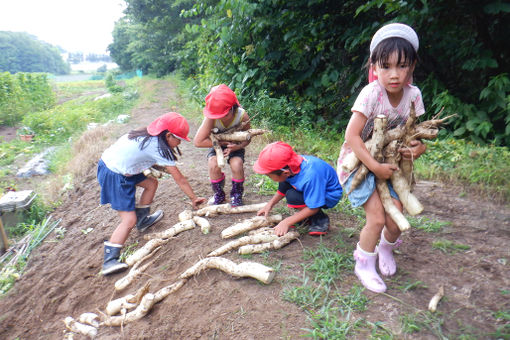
[213,129,267,141]
[178,209,193,221]
[179,257,276,284]
[194,202,267,217]
[106,282,150,316]
[210,134,225,168]
[103,293,156,326]
[376,178,411,231]
[142,167,163,179]
[64,317,98,338]
[346,115,387,195]
[221,215,282,239]
[207,234,279,257]
[153,279,187,303]
[78,313,100,328]
[193,216,211,234]
[383,141,423,216]
[143,219,196,241]
[115,247,159,290]
[125,238,169,266]
[238,231,300,254]
[428,285,444,312]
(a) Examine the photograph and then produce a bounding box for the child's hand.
[399,140,426,160]
[273,222,291,236]
[257,204,271,217]
[223,143,240,157]
[191,197,207,209]
[374,163,398,180]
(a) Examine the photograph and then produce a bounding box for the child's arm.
[274,207,319,236]
[165,165,206,209]
[345,111,397,180]
[193,118,215,148]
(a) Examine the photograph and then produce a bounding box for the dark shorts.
[97,159,147,211]
[277,182,327,210]
[207,147,245,163]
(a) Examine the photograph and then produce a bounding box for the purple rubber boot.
[230,179,244,207]
[208,174,226,205]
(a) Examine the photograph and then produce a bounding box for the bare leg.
[136,177,158,206]
[109,211,137,245]
[359,190,385,252]
[229,156,244,180]
[208,156,223,180]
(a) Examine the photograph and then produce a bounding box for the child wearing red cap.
[194,84,251,207]
[97,112,206,275]
[254,142,342,236]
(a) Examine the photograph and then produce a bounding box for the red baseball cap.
[147,112,191,141]
[253,142,303,174]
[203,84,240,119]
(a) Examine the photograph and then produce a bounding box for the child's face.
[220,108,234,122]
[267,170,291,182]
[166,133,181,148]
[373,51,415,100]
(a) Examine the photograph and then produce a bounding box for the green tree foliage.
[111,0,510,145]
[0,31,70,75]
[108,0,196,76]
[0,72,56,125]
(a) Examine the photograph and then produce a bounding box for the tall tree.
[0,31,70,74]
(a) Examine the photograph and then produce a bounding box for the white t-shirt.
[101,134,176,176]
[336,80,425,184]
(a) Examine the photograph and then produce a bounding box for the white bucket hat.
[370,23,419,54]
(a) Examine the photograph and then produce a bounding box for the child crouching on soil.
[254,142,343,236]
[194,84,251,207]
[337,23,427,293]
[97,112,206,275]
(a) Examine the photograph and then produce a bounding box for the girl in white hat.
[337,23,427,293]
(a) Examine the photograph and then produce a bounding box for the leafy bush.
[0,72,55,125]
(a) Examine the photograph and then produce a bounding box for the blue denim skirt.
[97,159,147,211]
[343,170,399,208]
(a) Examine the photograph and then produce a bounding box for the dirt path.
[0,79,508,339]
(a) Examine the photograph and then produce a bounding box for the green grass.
[409,216,452,233]
[432,239,471,254]
[416,138,510,202]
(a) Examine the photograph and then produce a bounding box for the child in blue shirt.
[254,142,342,236]
[98,112,205,275]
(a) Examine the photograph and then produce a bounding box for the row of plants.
[0,72,55,126]
[0,77,141,296]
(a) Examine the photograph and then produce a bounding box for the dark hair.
[128,128,181,161]
[369,37,418,68]
[269,166,290,176]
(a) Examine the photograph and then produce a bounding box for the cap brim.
[203,108,229,119]
[253,161,271,174]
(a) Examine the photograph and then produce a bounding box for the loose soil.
[0,79,508,339]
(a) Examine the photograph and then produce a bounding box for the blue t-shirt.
[286,156,342,209]
[101,134,176,176]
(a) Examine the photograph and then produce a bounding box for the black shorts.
[207,147,245,163]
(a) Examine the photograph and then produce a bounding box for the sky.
[0,0,126,55]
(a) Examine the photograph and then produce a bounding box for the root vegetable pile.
[63,200,303,336]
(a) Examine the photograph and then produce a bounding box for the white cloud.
[0,0,126,54]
